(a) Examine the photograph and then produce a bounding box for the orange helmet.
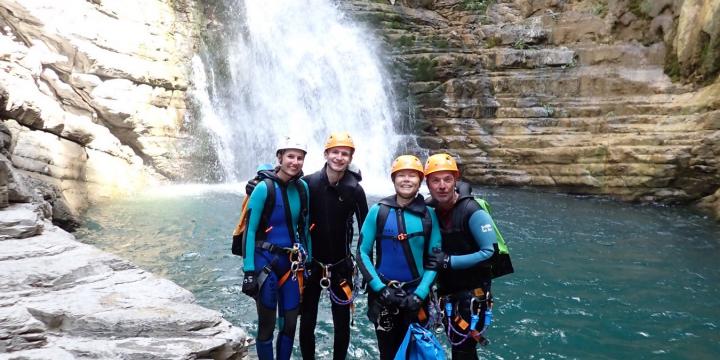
[324,132,355,152]
[391,155,424,179]
[424,153,459,178]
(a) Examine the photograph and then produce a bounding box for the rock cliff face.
[346,0,720,218]
[0,0,200,225]
[0,1,248,358]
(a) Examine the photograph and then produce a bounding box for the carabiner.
[470,297,481,316]
[320,264,331,289]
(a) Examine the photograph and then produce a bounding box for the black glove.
[400,293,423,312]
[377,286,405,308]
[425,247,451,271]
[241,272,258,297]
[245,176,261,196]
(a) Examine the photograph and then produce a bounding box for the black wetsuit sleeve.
[354,185,369,230]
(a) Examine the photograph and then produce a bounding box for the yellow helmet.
[391,155,424,179]
[324,132,355,151]
[424,153,459,178]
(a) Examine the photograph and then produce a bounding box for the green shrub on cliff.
[628,0,651,19]
[398,35,415,47]
[592,1,608,18]
[462,0,494,13]
[408,57,438,82]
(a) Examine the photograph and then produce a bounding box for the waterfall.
[193,0,401,189]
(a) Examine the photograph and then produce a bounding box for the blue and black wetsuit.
[431,182,496,360]
[299,165,368,360]
[357,194,441,360]
[243,170,311,360]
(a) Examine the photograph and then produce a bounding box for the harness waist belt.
[256,241,294,255]
[378,273,421,289]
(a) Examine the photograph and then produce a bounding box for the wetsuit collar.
[258,168,304,186]
[378,193,427,215]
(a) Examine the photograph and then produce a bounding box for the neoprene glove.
[426,247,451,270]
[400,293,423,312]
[377,286,404,308]
[245,176,261,195]
[241,272,258,297]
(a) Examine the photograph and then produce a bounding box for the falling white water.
[193,0,401,190]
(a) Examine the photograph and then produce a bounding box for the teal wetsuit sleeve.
[357,205,385,293]
[242,180,270,272]
[301,180,312,262]
[414,208,441,300]
[449,210,495,270]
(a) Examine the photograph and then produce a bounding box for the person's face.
[427,171,457,206]
[324,146,353,172]
[393,169,421,199]
[277,149,305,178]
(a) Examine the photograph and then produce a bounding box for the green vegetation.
[512,38,528,50]
[664,50,682,82]
[408,57,438,82]
[462,0,495,13]
[389,19,410,30]
[542,103,555,117]
[628,0,651,19]
[431,36,449,49]
[592,1,608,18]
[397,35,415,47]
[485,36,501,48]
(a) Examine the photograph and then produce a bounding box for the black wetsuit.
[430,182,497,360]
[299,164,368,360]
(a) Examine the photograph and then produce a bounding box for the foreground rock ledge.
[0,203,247,359]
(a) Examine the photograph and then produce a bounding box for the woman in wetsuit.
[240,136,312,360]
[356,155,442,360]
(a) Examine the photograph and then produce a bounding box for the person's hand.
[377,286,404,308]
[400,293,423,312]
[425,247,450,270]
[245,176,261,195]
[241,272,258,297]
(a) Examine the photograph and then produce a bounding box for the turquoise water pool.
[76,186,720,359]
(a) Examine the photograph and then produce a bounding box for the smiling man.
[298,132,368,360]
[423,153,501,360]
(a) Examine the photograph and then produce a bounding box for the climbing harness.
[441,289,493,346]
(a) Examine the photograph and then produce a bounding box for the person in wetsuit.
[356,155,442,360]
[240,136,312,360]
[423,153,497,360]
[299,132,368,360]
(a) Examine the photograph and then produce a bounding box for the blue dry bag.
[394,323,447,360]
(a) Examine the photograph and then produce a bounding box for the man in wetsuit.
[423,153,502,360]
[299,132,368,360]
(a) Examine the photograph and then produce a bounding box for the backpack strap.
[294,180,309,249]
[374,203,391,266]
[257,178,276,241]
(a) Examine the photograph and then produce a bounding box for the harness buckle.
[396,233,408,241]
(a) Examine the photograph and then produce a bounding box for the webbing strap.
[277,270,292,288]
[417,307,427,322]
